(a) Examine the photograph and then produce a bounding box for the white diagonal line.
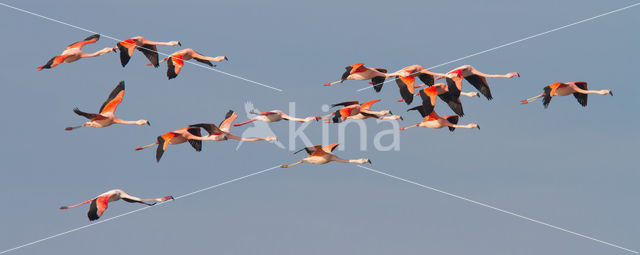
[356,2,640,92]
[0,165,281,255]
[0,2,283,92]
[356,165,638,254]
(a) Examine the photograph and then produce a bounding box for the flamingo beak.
[477,125,481,130]
[388,111,393,115]
[609,90,613,96]
[367,159,372,164]
[178,41,182,46]
[224,56,229,61]
[399,116,403,121]
[147,121,151,126]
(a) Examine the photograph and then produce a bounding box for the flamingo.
[324,63,388,92]
[324,100,396,123]
[37,34,114,70]
[189,110,277,142]
[520,81,612,108]
[135,126,203,162]
[435,65,520,100]
[155,48,227,79]
[395,76,478,116]
[280,143,371,168]
[325,99,402,122]
[114,36,180,67]
[65,81,150,131]
[400,106,480,131]
[60,189,173,221]
[234,109,321,127]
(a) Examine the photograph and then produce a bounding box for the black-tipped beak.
[609,91,613,96]
[367,159,372,164]
[224,56,229,61]
[389,111,393,115]
[477,125,481,130]
[147,121,151,126]
[399,116,403,121]
[178,41,182,46]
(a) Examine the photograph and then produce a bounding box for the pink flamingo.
[234,109,321,127]
[65,81,150,131]
[281,143,371,168]
[324,63,388,92]
[60,189,173,221]
[520,81,612,108]
[324,100,398,123]
[155,48,227,79]
[38,34,114,70]
[395,76,478,116]
[189,110,277,142]
[400,106,480,131]
[135,126,203,162]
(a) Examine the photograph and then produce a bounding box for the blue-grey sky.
[0,0,638,254]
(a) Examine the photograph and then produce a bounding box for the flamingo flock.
[37,33,614,221]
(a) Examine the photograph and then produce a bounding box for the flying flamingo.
[135,126,203,162]
[234,109,321,127]
[155,48,227,79]
[60,189,173,221]
[324,100,396,123]
[395,76,478,116]
[114,36,180,67]
[324,63,388,92]
[325,99,402,122]
[280,143,371,168]
[65,81,150,131]
[435,65,520,100]
[520,81,612,108]
[38,34,114,70]
[400,106,480,131]
[189,110,277,142]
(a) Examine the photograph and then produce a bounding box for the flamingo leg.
[233,118,258,127]
[60,199,92,210]
[65,125,83,131]
[281,160,303,168]
[324,80,342,86]
[136,142,158,151]
[521,94,544,104]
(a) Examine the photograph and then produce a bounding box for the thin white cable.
[356,165,638,254]
[0,165,280,254]
[0,2,283,92]
[356,2,640,92]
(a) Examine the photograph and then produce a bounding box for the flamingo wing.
[437,92,464,117]
[360,99,381,110]
[444,115,459,132]
[66,34,100,50]
[417,73,434,86]
[419,88,437,115]
[137,44,159,67]
[186,127,202,152]
[189,123,222,136]
[99,81,125,114]
[464,75,493,100]
[445,78,461,99]
[572,82,588,107]
[87,195,110,221]
[193,56,213,66]
[371,76,385,92]
[219,110,238,131]
[166,55,184,79]
[543,86,553,108]
[294,145,322,155]
[407,105,427,118]
[156,132,177,162]
[116,39,136,67]
[73,108,100,120]
[321,143,340,153]
[396,76,416,105]
[331,101,359,108]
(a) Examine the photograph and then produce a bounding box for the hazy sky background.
[0,0,638,254]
